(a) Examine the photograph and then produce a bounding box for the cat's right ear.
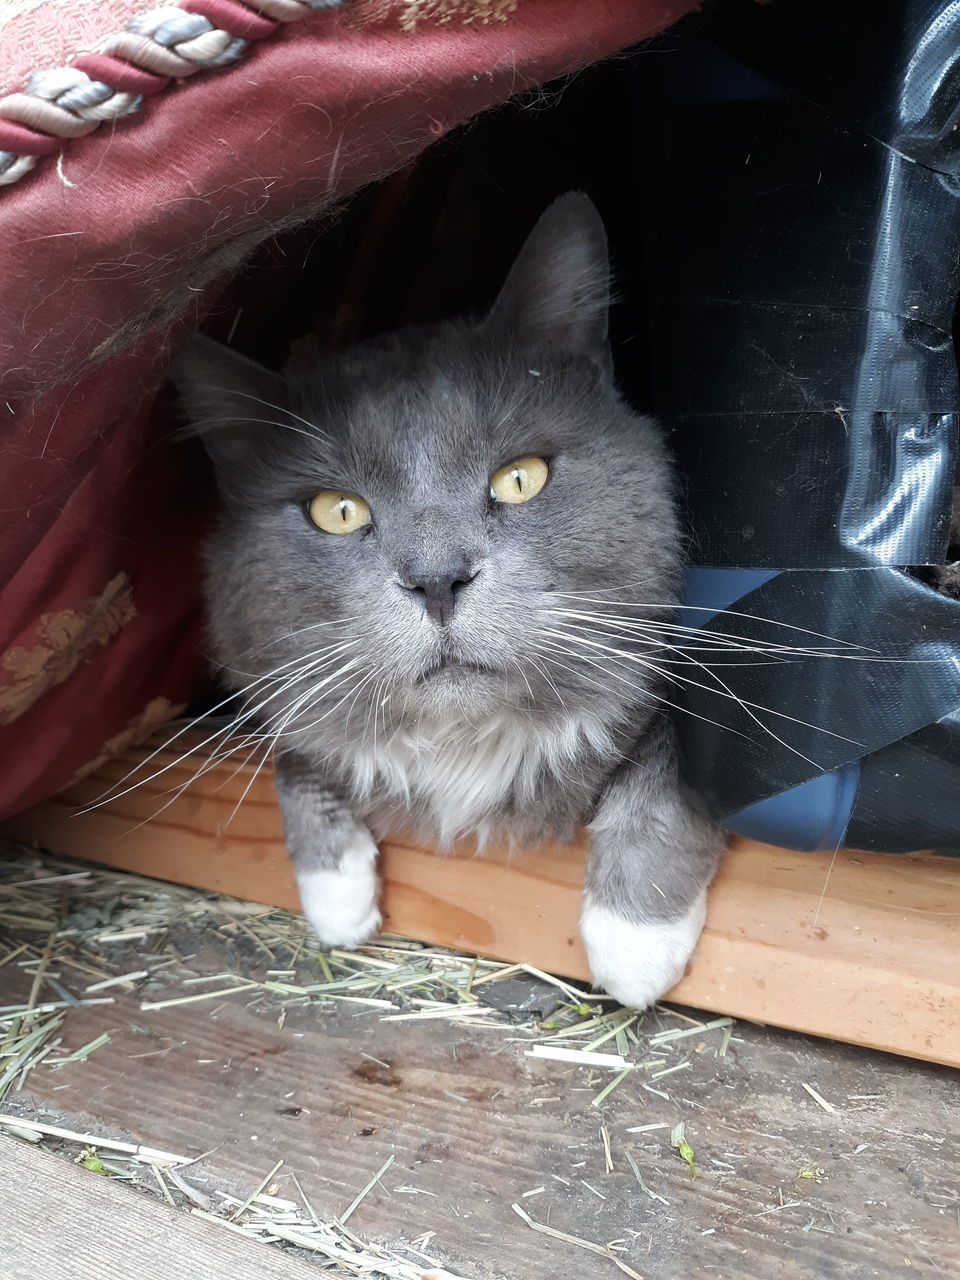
[169,334,288,474]
[484,193,612,374]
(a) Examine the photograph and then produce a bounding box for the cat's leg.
[581,721,724,1009]
[274,753,381,948]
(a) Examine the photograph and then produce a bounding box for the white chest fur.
[344,711,613,844]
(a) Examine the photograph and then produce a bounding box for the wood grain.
[1,1136,321,1280]
[5,956,959,1280]
[3,740,959,1067]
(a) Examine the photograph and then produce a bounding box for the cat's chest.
[343,713,610,844]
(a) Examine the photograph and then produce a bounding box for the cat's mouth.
[416,657,500,684]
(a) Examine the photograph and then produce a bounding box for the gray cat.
[172,194,723,1009]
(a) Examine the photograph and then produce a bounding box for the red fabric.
[0,0,700,822]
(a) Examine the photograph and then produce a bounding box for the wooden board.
[4,943,960,1280]
[1,1136,322,1280]
[3,741,959,1067]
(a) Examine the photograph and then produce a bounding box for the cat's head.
[172,194,679,738]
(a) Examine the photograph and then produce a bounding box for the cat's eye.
[307,491,372,534]
[490,456,549,504]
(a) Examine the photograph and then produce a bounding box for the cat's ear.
[485,193,611,373]
[169,334,288,473]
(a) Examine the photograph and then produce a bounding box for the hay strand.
[511,1203,645,1279]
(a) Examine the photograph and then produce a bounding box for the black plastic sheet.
[628,0,960,850]
[675,568,960,807]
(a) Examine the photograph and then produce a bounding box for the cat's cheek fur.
[295,834,382,948]
[579,889,707,1009]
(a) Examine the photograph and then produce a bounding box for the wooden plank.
[0,1135,321,1280]
[5,950,960,1280]
[3,741,959,1067]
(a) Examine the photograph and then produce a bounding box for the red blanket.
[0,0,698,820]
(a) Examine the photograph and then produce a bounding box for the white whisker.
[534,641,752,744]
[545,607,868,660]
[549,591,877,653]
[223,733,281,830]
[541,626,860,762]
[79,640,360,813]
[203,388,333,440]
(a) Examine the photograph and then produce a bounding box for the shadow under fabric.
[634,0,960,853]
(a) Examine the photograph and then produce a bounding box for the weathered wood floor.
[3,908,957,1280]
[4,1136,321,1280]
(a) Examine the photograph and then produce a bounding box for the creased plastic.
[636,0,960,851]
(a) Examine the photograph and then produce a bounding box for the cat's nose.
[399,556,478,627]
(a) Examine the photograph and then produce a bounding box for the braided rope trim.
[0,0,344,187]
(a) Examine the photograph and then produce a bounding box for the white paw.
[579,891,707,1009]
[296,835,382,949]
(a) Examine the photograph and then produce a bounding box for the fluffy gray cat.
[172,194,723,1009]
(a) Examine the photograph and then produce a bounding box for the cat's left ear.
[485,193,612,375]
[169,334,289,475]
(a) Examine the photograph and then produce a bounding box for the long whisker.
[525,653,569,714]
[79,641,359,812]
[199,388,333,439]
[186,413,321,442]
[546,612,808,666]
[251,659,365,739]
[547,613,827,667]
[540,627,858,767]
[157,641,359,759]
[510,657,536,703]
[277,668,378,740]
[102,635,356,788]
[493,373,550,432]
[223,730,286,830]
[549,592,879,653]
[545,607,871,660]
[104,732,271,838]
[547,605,938,669]
[533,642,753,743]
[545,624,860,743]
[235,616,362,662]
[187,663,374,827]
[574,620,934,666]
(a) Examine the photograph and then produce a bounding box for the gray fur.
[171,194,722,1007]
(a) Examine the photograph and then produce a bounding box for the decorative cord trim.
[348,0,517,31]
[0,0,344,187]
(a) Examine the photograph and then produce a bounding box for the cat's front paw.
[579,891,707,1009]
[296,835,382,949]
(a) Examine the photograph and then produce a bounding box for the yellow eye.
[490,456,549,504]
[307,491,371,534]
